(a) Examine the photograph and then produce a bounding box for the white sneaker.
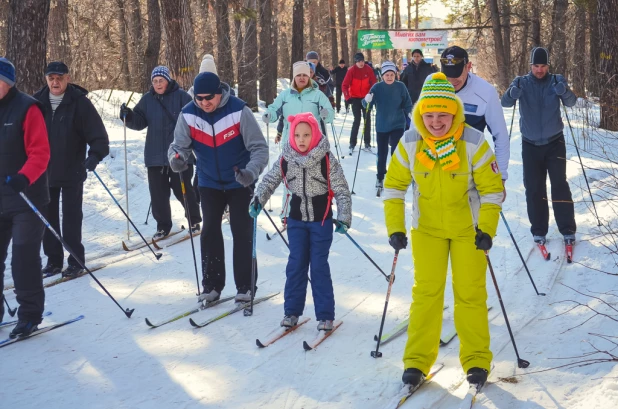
[280,315,299,328]
[317,320,334,331]
[199,289,220,303]
[235,290,252,303]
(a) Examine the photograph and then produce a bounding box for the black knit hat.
[530,47,550,65]
[339,59,345,64]
[354,52,365,63]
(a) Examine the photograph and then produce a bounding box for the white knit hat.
[381,61,397,75]
[293,61,310,78]
[199,54,218,74]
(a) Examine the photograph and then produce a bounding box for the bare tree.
[501,0,511,80]
[337,0,349,64]
[48,0,71,65]
[160,0,197,89]
[488,0,509,91]
[127,0,145,90]
[7,0,51,94]
[114,0,130,89]
[531,1,541,46]
[588,0,600,97]
[598,0,618,131]
[328,0,339,67]
[259,0,276,105]
[0,0,8,56]
[144,0,162,92]
[216,0,234,85]
[518,0,529,75]
[290,0,304,77]
[239,0,258,110]
[550,0,568,77]
[380,0,389,60]
[571,1,587,97]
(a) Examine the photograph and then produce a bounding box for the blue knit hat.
[193,72,222,95]
[151,65,172,83]
[0,57,16,87]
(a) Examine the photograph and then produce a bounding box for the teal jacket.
[266,80,334,143]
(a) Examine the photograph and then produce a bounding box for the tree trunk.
[488,0,508,92]
[114,0,131,90]
[350,0,357,55]
[239,0,258,110]
[598,0,618,131]
[381,0,389,61]
[550,0,568,77]
[571,3,586,97]
[364,0,371,62]
[354,0,363,55]
[127,0,144,91]
[328,0,339,67]
[337,0,349,64]
[291,0,305,77]
[7,0,50,94]
[259,0,275,105]
[0,0,8,56]
[501,0,511,81]
[415,0,419,29]
[233,9,243,86]
[144,0,162,92]
[308,0,315,53]
[588,0,600,97]
[531,1,541,46]
[48,0,71,65]
[518,0,529,75]
[160,0,197,89]
[215,0,234,85]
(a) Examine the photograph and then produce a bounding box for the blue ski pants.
[376,129,404,181]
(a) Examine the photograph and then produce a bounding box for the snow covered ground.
[2,89,618,409]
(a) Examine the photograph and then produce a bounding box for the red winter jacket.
[342,64,377,100]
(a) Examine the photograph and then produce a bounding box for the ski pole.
[485,251,530,368]
[351,106,371,194]
[508,102,516,139]
[331,121,344,160]
[342,229,390,282]
[179,170,201,297]
[500,212,545,296]
[562,103,601,226]
[265,121,272,212]
[2,295,16,317]
[123,117,130,240]
[18,191,135,318]
[338,109,348,143]
[144,202,151,225]
[262,207,289,249]
[244,217,258,316]
[93,171,162,261]
[329,121,342,161]
[371,250,399,358]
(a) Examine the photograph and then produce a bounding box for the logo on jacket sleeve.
[490,160,500,174]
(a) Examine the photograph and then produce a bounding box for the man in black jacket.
[400,49,437,105]
[34,62,110,279]
[330,59,349,113]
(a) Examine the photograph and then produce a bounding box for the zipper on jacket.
[303,168,309,219]
[210,120,225,190]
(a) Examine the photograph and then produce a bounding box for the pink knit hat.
[288,112,322,155]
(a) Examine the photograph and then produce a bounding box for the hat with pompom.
[418,72,458,116]
[199,54,218,74]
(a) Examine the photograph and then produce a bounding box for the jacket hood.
[33,83,88,102]
[282,134,330,169]
[149,79,180,96]
[412,96,466,141]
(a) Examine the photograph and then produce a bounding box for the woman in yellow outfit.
[382,72,504,388]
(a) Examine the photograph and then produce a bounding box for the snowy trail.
[1,91,618,408]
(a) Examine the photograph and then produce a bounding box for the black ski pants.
[522,135,576,237]
[376,129,404,181]
[147,165,201,234]
[0,209,45,323]
[199,185,256,294]
[43,184,84,267]
[349,98,371,148]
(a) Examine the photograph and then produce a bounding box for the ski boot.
[376,178,383,197]
[564,234,575,263]
[153,230,168,241]
[10,320,39,339]
[42,263,62,278]
[280,315,299,328]
[466,367,488,387]
[62,265,84,279]
[199,288,220,303]
[533,235,550,260]
[402,368,425,387]
[317,320,334,331]
[349,146,355,156]
[190,223,201,234]
[235,289,252,303]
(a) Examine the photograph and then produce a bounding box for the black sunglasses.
[195,94,217,101]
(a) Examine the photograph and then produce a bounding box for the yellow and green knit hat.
[418,72,458,115]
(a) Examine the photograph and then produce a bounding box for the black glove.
[475,228,493,251]
[84,155,99,172]
[5,174,29,193]
[119,103,133,121]
[389,232,408,251]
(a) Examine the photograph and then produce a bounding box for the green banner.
[357,30,393,50]
[358,29,449,50]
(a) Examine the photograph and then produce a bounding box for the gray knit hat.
[381,61,397,75]
[306,51,319,61]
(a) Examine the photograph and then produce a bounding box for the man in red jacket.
[0,57,51,338]
[342,52,377,155]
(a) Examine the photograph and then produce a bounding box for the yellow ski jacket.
[383,99,503,239]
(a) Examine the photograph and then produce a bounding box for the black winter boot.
[10,320,39,339]
[466,367,488,386]
[402,368,425,387]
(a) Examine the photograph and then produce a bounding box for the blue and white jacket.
[169,83,268,190]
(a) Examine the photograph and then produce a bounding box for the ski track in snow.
[1,90,617,408]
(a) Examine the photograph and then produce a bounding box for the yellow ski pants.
[403,228,492,375]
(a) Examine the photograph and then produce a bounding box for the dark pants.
[349,98,371,148]
[376,129,404,181]
[147,165,201,234]
[522,135,576,237]
[284,218,335,321]
[43,184,84,267]
[199,186,256,293]
[335,86,348,113]
[193,172,200,204]
[0,210,45,323]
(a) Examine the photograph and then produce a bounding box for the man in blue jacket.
[501,47,578,245]
[169,72,268,303]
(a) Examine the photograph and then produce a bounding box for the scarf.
[416,122,464,171]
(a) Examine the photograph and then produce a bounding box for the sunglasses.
[195,94,217,101]
[440,57,467,65]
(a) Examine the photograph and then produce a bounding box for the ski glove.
[364,93,373,104]
[389,232,408,251]
[334,220,349,234]
[275,133,282,144]
[248,197,262,218]
[84,155,99,172]
[119,103,133,121]
[169,153,188,173]
[553,81,567,96]
[235,168,256,187]
[319,108,329,121]
[475,228,493,251]
[5,174,29,193]
[261,112,271,124]
[508,87,522,100]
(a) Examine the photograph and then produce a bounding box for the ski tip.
[266,233,272,240]
[303,341,313,351]
[152,240,162,250]
[122,241,130,251]
[256,339,266,348]
[189,318,200,328]
[373,334,378,341]
[145,318,155,327]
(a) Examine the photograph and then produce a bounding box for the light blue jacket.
[266,80,334,143]
[501,73,577,146]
